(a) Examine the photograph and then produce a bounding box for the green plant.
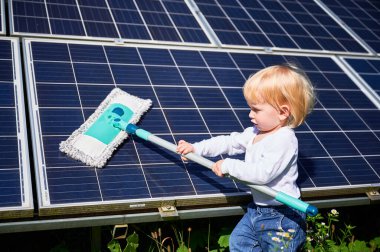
[303,209,380,252]
[107,225,139,252]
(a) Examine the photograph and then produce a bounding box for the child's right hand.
[176,140,194,161]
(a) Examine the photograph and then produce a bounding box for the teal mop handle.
[121,123,318,216]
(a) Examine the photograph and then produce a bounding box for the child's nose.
[249,110,254,118]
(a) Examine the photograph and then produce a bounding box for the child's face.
[248,102,283,133]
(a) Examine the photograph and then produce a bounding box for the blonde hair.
[243,64,315,128]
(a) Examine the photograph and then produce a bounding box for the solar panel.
[194,0,368,53]
[0,37,33,219]
[343,57,380,99]
[319,0,380,54]
[23,38,380,216]
[10,0,211,44]
[0,0,4,35]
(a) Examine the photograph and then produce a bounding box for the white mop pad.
[59,88,152,168]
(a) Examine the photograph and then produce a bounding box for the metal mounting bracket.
[158,203,178,219]
[366,191,380,201]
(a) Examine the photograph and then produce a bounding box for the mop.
[59,88,152,168]
[60,88,318,216]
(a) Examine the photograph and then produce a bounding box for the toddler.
[177,64,315,251]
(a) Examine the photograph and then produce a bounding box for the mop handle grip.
[124,124,318,216]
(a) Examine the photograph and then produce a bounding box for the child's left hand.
[212,160,224,177]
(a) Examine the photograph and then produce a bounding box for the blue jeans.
[229,203,306,252]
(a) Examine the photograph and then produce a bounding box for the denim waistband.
[248,202,296,214]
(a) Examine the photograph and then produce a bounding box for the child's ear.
[279,105,290,121]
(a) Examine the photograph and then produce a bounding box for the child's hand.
[176,140,194,161]
[212,160,224,177]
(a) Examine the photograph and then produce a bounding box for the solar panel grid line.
[315,0,376,55]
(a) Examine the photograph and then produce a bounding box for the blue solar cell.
[164,109,208,133]
[50,19,85,36]
[111,65,150,85]
[328,110,369,131]
[47,167,102,204]
[97,166,151,200]
[34,62,75,83]
[200,109,242,133]
[0,109,17,135]
[139,48,174,65]
[144,163,196,197]
[146,66,184,85]
[36,83,81,107]
[0,84,15,107]
[0,170,21,207]
[316,90,351,109]
[212,69,246,87]
[73,63,114,84]
[316,132,360,157]
[298,158,348,187]
[32,42,70,61]
[334,157,380,184]
[202,51,236,68]
[180,67,216,86]
[39,108,84,135]
[340,91,377,109]
[136,109,170,134]
[0,61,14,82]
[0,137,19,169]
[171,50,206,67]
[69,44,107,63]
[78,84,114,108]
[155,87,195,108]
[307,110,339,131]
[191,87,230,108]
[296,133,328,159]
[347,132,380,156]
[105,47,142,64]
[345,58,380,94]
[0,41,12,59]
[223,88,247,108]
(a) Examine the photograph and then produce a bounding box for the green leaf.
[107,239,122,252]
[218,234,230,248]
[370,237,380,249]
[348,240,370,252]
[176,244,188,252]
[123,232,139,252]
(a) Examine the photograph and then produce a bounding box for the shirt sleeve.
[221,132,298,185]
[192,127,254,157]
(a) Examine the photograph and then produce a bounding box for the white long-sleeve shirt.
[192,126,300,206]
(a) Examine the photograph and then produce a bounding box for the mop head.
[59,88,152,168]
